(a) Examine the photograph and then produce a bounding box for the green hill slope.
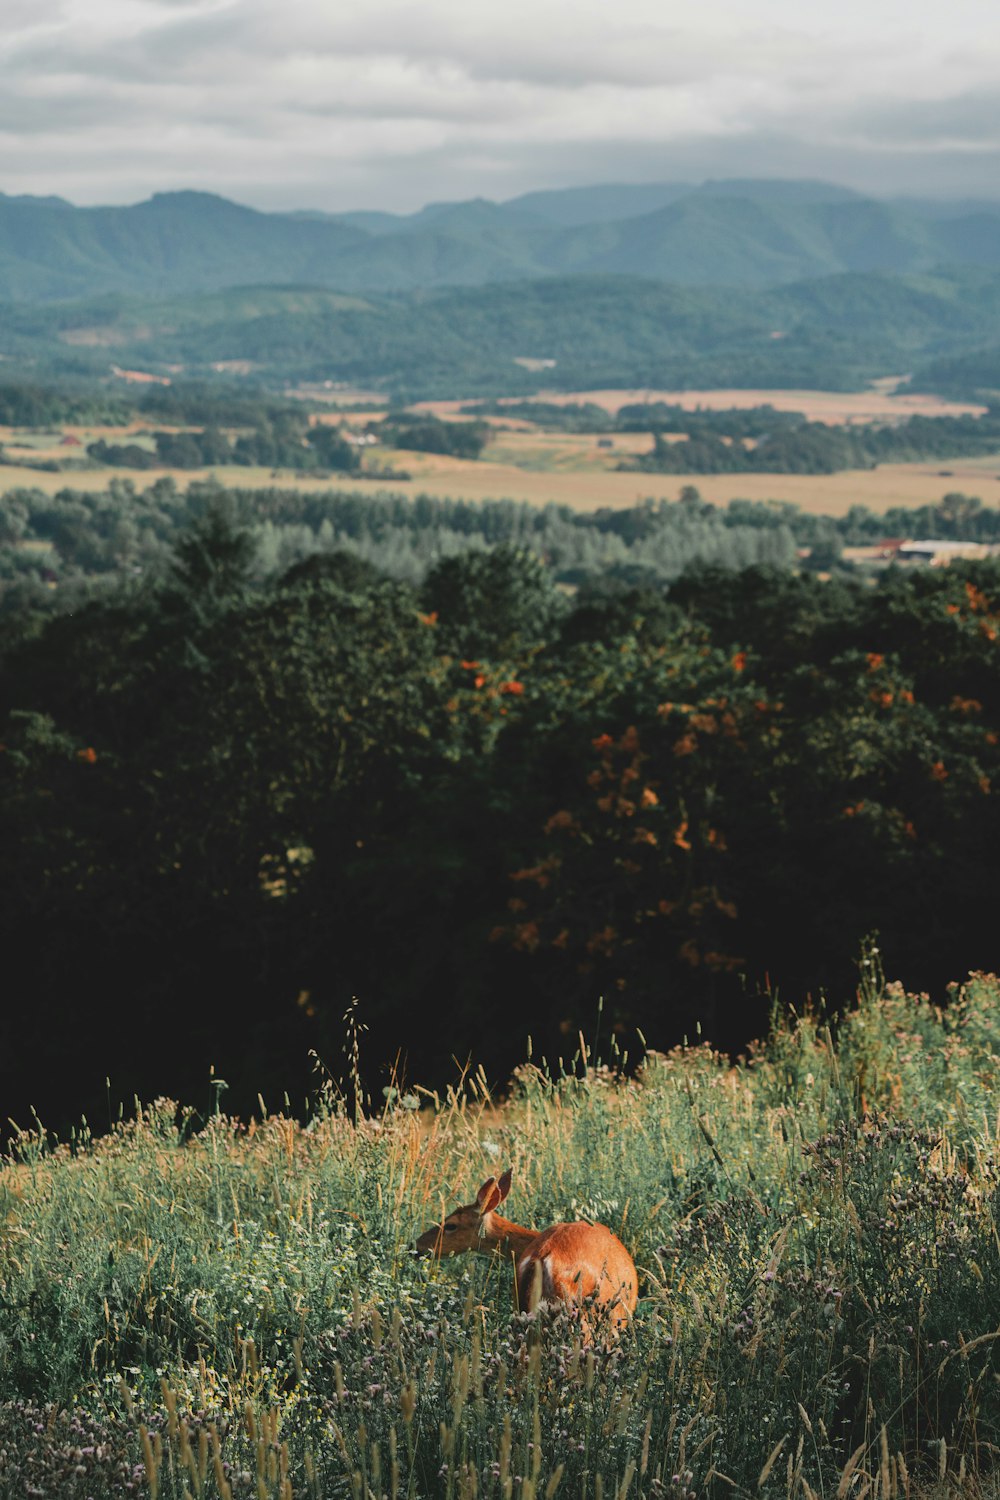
[7,266,1000,395]
[2,183,1000,303]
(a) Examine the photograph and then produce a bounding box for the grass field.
[417,386,989,425]
[4,383,1000,518]
[5,448,1000,517]
[3,966,1000,1498]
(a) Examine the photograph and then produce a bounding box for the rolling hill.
[6,266,1000,398]
[1,180,999,303]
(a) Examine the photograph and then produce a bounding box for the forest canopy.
[2,495,999,1134]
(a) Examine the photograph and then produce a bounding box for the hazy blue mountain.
[503,182,695,225]
[688,178,866,204]
[0,190,369,302]
[3,181,1000,303]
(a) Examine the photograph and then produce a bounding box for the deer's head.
[415,1169,513,1257]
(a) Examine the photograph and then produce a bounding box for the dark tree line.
[625,408,1000,475]
[88,416,362,474]
[1,513,999,1136]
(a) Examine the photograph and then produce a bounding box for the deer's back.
[515,1221,637,1326]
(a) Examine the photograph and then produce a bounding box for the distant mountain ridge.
[1,179,999,303]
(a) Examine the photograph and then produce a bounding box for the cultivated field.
[3,969,1000,1498]
[4,383,1000,518]
[416,385,989,425]
[6,449,1000,517]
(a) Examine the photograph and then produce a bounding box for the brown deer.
[415,1168,637,1334]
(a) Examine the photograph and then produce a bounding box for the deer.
[415,1168,638,1335]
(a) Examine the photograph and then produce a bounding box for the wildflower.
[418,611,438,626]
[640,786,659,808]
[731,651,748,672]
[673,820,691,851]
[544,809,577,833]
[513,921,541,952]
[585,925,617,956]
[499,680,524,695]
[77,747,97,763]
[592,732,614,750]
[931,760,948,781]
[673,732,697,757]
[460,660,481,670]
[866,652,884,672]
[473,675,486,689]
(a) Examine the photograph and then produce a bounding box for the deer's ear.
[475,1176,502,1214]
[495,1168,513,1204]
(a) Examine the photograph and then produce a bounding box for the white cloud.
[0,0,999,207]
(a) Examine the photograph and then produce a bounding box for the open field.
[5,449,1000,516]
[417,384,989,425]
[3,971,1000,1498]
[4,383,1000,517]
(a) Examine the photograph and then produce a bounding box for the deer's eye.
[443,1222,457,1232]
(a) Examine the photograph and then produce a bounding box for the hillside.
[1,180,1000,302]
[7,266,1000,395]
[3,973,1000,1499]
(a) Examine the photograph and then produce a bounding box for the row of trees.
[6,478,1000,624]
[627,409,1000,475]
[88,416,363,474]
[0,481,801,613]
[2,516,999,1133]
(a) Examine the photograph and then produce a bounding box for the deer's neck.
[482,1214,539,1257]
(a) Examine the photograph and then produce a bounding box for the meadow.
[4,965,1000,1499]
[5,383,1000,517]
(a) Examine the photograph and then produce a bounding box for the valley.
[4,381,999,517]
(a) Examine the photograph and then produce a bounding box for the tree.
[422,544,565,656]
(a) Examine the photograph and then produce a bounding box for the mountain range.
[2,179,1000,304]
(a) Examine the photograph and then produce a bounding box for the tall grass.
[2,967,1000,1498]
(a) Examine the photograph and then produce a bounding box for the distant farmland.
[2,382,999,518]
[417,384,989,425]
[4,449,1000,516]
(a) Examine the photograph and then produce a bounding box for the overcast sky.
[2,0,999,212]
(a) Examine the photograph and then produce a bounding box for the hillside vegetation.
[3,970,1000,1498]
[7,268,1000,397]
[2,503,998,1133]
[2,181,1000,301]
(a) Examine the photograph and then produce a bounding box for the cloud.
[1,0,999,209]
